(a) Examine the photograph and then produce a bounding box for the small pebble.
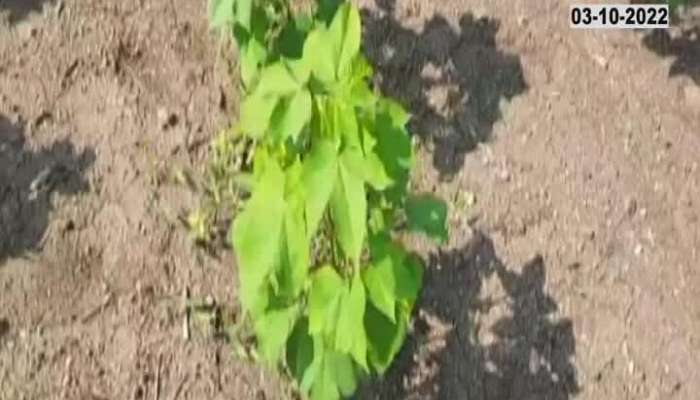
[157,107,178,130]
[592,54,609,69]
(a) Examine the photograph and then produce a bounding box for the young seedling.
[208,1,448,398]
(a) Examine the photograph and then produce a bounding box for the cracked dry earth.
[1,1,700,400]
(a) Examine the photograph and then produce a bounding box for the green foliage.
[405,194,449,244]
[209,1,448,398]
[667,0,695,13]
[668,0,683,12]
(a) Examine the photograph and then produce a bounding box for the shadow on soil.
[0,115,95,265]
[638,2,700,84]
[360,231,579,400]
[643,26,700,84]
[0,0,51,23]
[362,0,527,179]
[0,318,9,340]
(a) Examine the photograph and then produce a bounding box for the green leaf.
[330,148,367,262]
[363,235,422,322]
[328,350,357,397]
[287,318,315,384]
[304,3,361,85]
[364,150,393,191]
[339,56,375,109]
[368,206,387,234]
[233,23,251,48]
[295,13,314,32]
[349,81,375,110]
[208,0,236,28]
[379,98,411,128]
[364,301,408,374]
[255,305,298,365]
[362,246,398,322]
[239,91,278,138]
[237,0,253,30]
[360,121,377,153]
[284,158,304,196]
[301,139,338,236]
[232,159,285,315]
[308,336,358,400]
[285,58,311,86]
[303,29,336,85]
[270,89,312,142]
[240,38,268,89]
[396,254,424,308]
[316,0,343,24]
[278,186,309,299]
[248,3,270,43]
[308,336,338,400]
[335,273,368,370]
[336,102,361,149]
[310,367,339,400]
[251,146,272,180]
[329,3,361,79]
[246,61,312,142]
[308,266,344,336]
[373,111,413,203]
[277,17,311,59]
[254,63,302,97]
[351,55,373,82]
[405,194,448,244]
[301,334,323,392]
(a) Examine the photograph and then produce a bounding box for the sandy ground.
[1,1,699,399]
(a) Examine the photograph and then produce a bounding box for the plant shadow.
[639,2,700,84]
[0,0,52,24]
[362,0,527,179]
[0,115,95,265]
[642,26,700,84]
[359,231,579,400]
[0,318,9,339]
